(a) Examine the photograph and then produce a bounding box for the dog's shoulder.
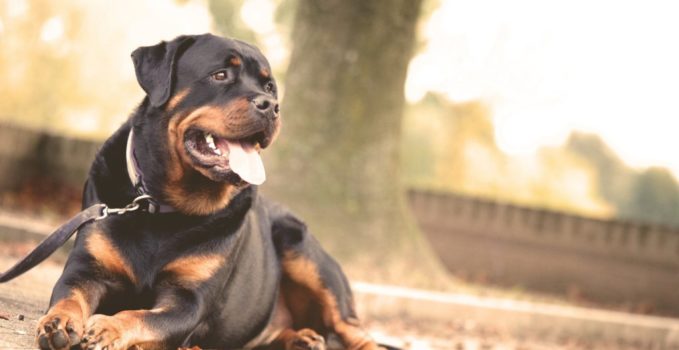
[257,197,306,234]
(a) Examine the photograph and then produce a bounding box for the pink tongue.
[226,140,266,185]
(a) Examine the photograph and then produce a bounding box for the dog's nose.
[252,96,279,118]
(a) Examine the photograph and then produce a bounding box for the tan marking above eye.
[230,56,241,66]
[260,69,270,78]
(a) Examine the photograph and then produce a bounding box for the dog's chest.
[83,212,248,291]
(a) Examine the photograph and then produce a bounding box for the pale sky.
[406,0,679,177]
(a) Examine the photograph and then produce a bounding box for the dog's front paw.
[287,328,326,350]
[81,314,129,350]
[37,313,83,350]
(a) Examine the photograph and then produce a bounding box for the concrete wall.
[408,189,679,314]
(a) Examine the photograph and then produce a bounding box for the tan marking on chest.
[162,254,225,285]
[86,231,137,283]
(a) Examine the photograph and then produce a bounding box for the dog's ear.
[131,36,195,108]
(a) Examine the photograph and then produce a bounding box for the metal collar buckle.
[96,194,154,221]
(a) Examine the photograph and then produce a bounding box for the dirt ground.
[0,255,58,350]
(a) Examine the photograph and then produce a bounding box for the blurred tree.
[622,167,679,226]
[567,132,679,226]
[0,0,82,129]
[566,132,634,208]
[207,0,256,43]
[264,0,446,285]
[436,99,499,192]
[402,96,610,216]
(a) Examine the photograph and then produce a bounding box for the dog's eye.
[211,71,228,81]
[264,82,275,93]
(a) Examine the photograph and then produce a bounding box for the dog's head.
[131,34,281,215]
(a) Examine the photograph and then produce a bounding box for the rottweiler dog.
[36,34,382,350]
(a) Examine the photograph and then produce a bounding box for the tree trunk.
[264,0,446,286]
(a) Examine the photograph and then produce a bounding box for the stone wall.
[408,189,679,314]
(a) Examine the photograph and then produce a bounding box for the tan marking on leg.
[37,286,102,350]
[162,254,224,286]
[84,310,163,350]
[86,231,137,284]
[282,253,378,350]
[42,289,87,327]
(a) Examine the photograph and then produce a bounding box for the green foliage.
[0,1,86,130]
[565,132,634,206]
[565,133,679,226]
[403,94,679,227]
[620,168,679,226]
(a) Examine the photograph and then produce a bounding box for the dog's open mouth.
[184,129,266,185]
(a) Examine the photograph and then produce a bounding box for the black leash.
[0,194,154,283]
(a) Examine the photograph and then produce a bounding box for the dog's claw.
[81,314,130,350]
[51,331,69,349]
[288,329,326,350]
[38,334,51,350]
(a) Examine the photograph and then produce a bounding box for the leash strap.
[0,204,105,283]
[0,194,155,283]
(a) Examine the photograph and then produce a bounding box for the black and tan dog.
[36,34,382,350]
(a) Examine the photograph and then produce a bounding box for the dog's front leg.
[80,287,205,350]
[37,279,105,350]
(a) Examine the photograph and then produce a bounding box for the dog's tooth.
[214,148,222,155]
[205,133,217,150]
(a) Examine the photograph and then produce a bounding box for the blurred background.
[1,0,679,349]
